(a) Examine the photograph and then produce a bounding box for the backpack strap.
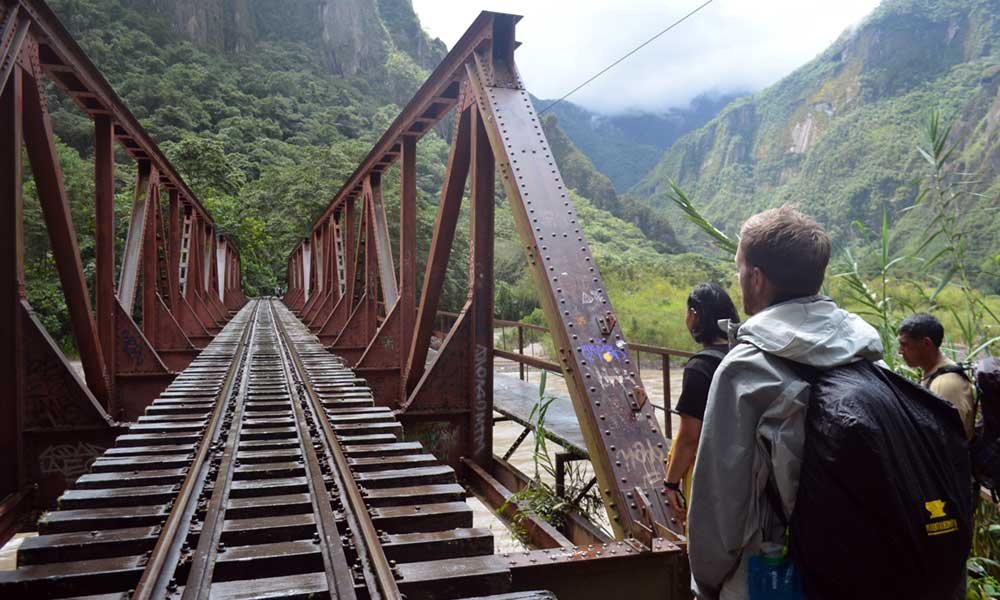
[780,358,823,383]
[693,346,727,363]
[926,363,970,385]
[762,356,826,528]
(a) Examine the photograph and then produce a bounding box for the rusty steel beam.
[141,168,160,345]
[22,56,110,407]
[13,0,216,227]
[404,101,472,393]
[118,161,152,315]
[467,103,495,468]
[303,13,496,233]
[0,1,245,526]
[398,136,416,386]
[507,538,689,600]
[0,60,24,501]
[0,4,30,93]
[168,190,182,309]
[368,171,398,309]
[463,458,572,550]
[288,11,677,543]
[464,25,675,539]
[94,114,115,398]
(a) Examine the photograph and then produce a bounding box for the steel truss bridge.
[0,1,689,598]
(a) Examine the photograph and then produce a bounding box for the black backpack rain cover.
[788,360,972,600]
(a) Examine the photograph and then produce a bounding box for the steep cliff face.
[376,0,446,71]
[136,0,253,53]
[542,116,682,253]
[633,0,1000,263]
[318,0,390,76]
[133,0,441,78]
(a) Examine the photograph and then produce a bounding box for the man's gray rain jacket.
[687,296,883,600]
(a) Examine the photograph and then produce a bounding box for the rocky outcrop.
[133,0,435,79]
[376,0,446,70]
[136,0,253,53]
[319,0,391,76]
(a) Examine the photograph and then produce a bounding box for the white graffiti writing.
[38,442,105,478]
[616,439,667,488]
[472,344,490,457]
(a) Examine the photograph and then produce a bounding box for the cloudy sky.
[411,0,883,115]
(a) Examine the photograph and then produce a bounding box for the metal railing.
[435,311,695,435]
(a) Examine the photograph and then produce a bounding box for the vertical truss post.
[335,212,347,297]
[326,216,336,301]
[467,104,495,467]
[203,226,225,320]
[94,114,115,409]
[466,16,674,540]
[179,207,192,297]
[363,177,380,339]
[286,249,296,302]
[302,238,312,305]
[0,64,25,498]
[141,168,159,345]
[22,59,110,406]
[316,199,355,343]
[404,102,472,393]
[314,227,323,295]
[119,160,151,316]
[168,191,181,309]
[215,235,226,304]
[302,227,323,318]
[369,169,398,310]
[343,199,356,303]
[399,136,417,386]
[201,222,211,299]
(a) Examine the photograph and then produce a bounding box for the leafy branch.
[663,179,738,257]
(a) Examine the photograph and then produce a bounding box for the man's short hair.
[898,313,945,347]
[739,206,831,297]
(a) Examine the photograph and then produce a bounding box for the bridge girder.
[0,0,246,538]
[284,11,683,552]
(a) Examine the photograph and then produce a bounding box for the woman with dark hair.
[664,282,739,525]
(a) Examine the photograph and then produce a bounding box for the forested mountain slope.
[632,0,1000,290]
[32,0,685,348]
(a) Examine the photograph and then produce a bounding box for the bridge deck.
[494,375,589,457]
[0,299,567,599]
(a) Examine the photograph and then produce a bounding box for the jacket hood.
[732,295,883,369]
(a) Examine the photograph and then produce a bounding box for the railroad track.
[0,299,554,600]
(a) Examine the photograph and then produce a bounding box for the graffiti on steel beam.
[121,326,144,367]
[24,356,93,428]
[579,343,626,364]
[616,439,667,488]
[473,343,490,457]
[38,442,105,478]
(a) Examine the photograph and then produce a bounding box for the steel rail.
[270,299,402,600]
[132,299,261,600]
[179,308,262,599]
[269,300,358,600]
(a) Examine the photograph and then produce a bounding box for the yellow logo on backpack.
[925,499,958,536]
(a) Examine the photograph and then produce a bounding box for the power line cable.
[538,0,715,115]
